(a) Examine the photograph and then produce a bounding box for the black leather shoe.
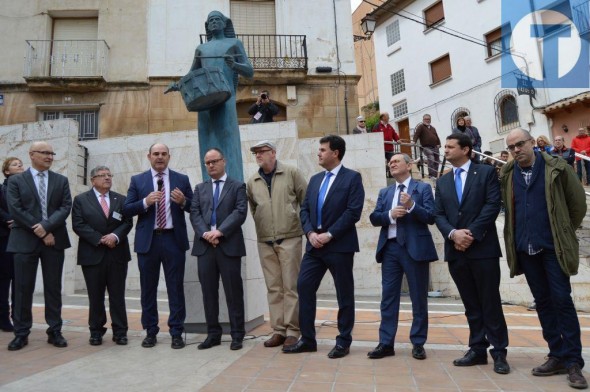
[47,332,68,348]
[532,357,567,376]
[327,345,349,359]
[453,350,487,366]
[197,336,221,350]
[141,334,157,348]
[112,336,128,345]
[493,354,510,374]
[89,333,103,346]
[368,343,395,359]
[412,344,426,360]
[171,335,185,349]
[230,338,243,351]
[282,339,317,354]
[8,336,28,351]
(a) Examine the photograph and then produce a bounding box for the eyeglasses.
[506,139,532,151]
[251,149,272,155]
[92,174,114,179]
[358,120,365,123]
[204,158,224,166]
[32,150,56,156]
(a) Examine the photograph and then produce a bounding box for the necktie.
[211,180,221,227]
[37,172,47,220]
[156,172,166,229]
[316,172,333,228]
[99,194,109,218]
[455,168,463,203]
[396,184,405,206]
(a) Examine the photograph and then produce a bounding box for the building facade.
[367,0,590,154]
[0,0,361,140]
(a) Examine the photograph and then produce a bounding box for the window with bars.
[390,69,405,96]
[494,90,520,133]
[429,54,451,85]
[386,20,400,46]
[424,1,444,29]
[392,100,408,119]
[42,110,99,140]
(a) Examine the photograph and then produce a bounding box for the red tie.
[156,173,166,229]
[99,194,109,218]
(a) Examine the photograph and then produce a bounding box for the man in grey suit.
[190,148,248,351]
[72,166,133,346]
[7,141,72,351]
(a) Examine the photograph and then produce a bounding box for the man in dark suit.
[434,133,509,374]
[283,135,364,359]
[123,143,193,349]
[72,166,133,346]
[190,148,248,351]
[368,153,438,360]
[6,141,72,351]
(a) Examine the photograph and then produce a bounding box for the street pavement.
[0,292,588,391]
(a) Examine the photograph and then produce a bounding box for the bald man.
[7,141,72,351]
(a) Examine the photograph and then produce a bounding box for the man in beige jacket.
[247,140,307,348]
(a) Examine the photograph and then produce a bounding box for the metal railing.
[24,40,110,78]
[199,34,307,70]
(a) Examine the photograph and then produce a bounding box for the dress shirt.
[209,173,227,231]
[448,160,471,240]
[318,163,342,204]
[143,168,173,229]
[30,167,48,203]
[387,177,415,239]
[93,187,119,243]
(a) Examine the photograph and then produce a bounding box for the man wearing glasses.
[246,140,307,349]
[413,114,441,179]
[72,166,133,346]
[123,143,193,349]
[501,129,587,390]
[352,116,368,134]
[7,141,72,351]
[190,148,248,351]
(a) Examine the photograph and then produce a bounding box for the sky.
[351,0,362,12]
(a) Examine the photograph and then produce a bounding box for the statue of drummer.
[166,11,254,181]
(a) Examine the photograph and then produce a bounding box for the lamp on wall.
[354,15,376,42]
[562,124,569,132]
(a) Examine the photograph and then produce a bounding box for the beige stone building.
[352,1,380,112]
[0,0,361,139]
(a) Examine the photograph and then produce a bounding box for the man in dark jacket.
[248,90,279,123]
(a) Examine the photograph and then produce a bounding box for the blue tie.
[316,172,333,228]
[211,180,221,227]
[396,184,405,206]
[455,168,463,203]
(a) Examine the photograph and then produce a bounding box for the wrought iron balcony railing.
[199,34,307,70]
[24,40,110,78]
[574,0,590,35]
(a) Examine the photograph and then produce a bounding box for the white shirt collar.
[326,163,343,177]
[151,167,170,177]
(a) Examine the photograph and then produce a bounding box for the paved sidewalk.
[0,293,588,391]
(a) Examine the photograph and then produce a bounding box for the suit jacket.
[300,166,364,253]
[370,179,438,263]
[190,176,248,257]
[0,181,11,237]
[434,163,501,261]
[72,189,133,266]
[123,169,193,254]
[6,169,72,252]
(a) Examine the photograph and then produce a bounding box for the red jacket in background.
[571,134,590,161]
[373,122,399,152]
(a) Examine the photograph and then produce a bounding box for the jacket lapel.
[461,165,478,203]
[23,169,41,206]
[323,167,344,206]
[86,190,106,219]
[217,178,230,206]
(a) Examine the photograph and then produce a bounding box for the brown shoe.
[532,357,567,376]
[567,365,588,389]
[264,334,286,348]
[283,336,298,347]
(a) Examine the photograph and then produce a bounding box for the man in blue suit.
[123,143,193,349]
[283,135,364,359]
[434,133,510,374]
[368,153,438,360]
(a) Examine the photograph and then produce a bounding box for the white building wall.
[147,0,356,77]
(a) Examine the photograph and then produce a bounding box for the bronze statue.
[166,11,253,181]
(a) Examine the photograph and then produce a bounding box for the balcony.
[24,40,109,92]
[574,0,590,36]
[199,34,307,71]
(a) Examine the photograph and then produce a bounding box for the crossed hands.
[308,232,332,249]
[32,223,55,246]
[203,230,223,247]
[453,229,474,252]
[100,234,118,249]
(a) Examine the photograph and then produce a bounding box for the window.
[386,20,400,46]
[539,0,571,37]
[392,100,408,119]
[51,18,99,77]
[485,25,511,58]
[429,54,451,85]
[390,69,405,95]
[43,110,99,140]
[494,90,520,133]
[424,1,444,29]
[230,1,276,34]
